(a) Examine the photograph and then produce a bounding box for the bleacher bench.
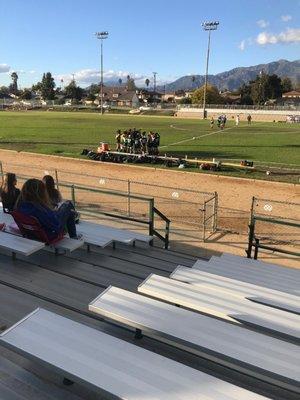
[171,266,300,315]
[0,308,268,400]
[138,274,300,340]
[0,231,45,256]
[192,257,299,295]
[89,286,300,394]
[77,220,153,245]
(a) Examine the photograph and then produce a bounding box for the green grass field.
[0,111,299,182]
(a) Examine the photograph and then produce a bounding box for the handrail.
[253,238,300,259]
[152,206,170,249]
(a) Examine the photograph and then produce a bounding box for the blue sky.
[0,0,299,88]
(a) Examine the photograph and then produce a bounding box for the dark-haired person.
[42,175,62,208]
[0,173,20,212]
[17,179,81,241]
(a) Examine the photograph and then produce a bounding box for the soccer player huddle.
[115,129,160,155]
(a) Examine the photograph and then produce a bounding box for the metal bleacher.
[0,205,299,400]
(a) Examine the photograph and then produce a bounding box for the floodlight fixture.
[202,21,219,30]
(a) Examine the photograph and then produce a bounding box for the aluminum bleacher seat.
[0,308,268,400]
[171,266,299,314]
[138,274,300,340]
[0,231,45,257]
[77,220,153,245]
[89,286,300,394]
[192,257,299,294]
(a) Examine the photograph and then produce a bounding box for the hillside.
[160,59,300,92]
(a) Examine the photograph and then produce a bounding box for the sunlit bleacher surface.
[0,207,299,400]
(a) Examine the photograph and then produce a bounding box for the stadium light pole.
[202,21,219,119]
[95,31,109,115]
[153,72,157,105]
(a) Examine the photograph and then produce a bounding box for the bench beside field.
[0,308,268,400]
[89,286,300,394]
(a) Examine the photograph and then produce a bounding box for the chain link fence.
[0,161,218,240]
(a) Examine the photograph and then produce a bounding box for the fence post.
[202,202,206,242]
[71,185,76,206]
[254,238,260,260]
[55,169,59,190]
[213,191,218,232]
[246,220,255,258]
[127,180,131,216]
[0,161,3,184]
[149,198,154,245]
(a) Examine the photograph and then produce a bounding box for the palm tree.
[145,78,150,89]
[10,71,19,94]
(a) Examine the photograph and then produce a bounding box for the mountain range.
[157,59,300,92]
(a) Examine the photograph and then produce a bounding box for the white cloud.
[257,19,269,28]
[281,15,292,22]
[238,40,246,51]
[56,68,150,86]
[0,64,10,73]
[256,28,300,45]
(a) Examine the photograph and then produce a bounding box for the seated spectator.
[0,173,20,212]
[16,179,80,241]
[42,175,62,208]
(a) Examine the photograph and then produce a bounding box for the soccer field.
[0,111,299,179]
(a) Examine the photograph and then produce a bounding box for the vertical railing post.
[165,220,170,249]
[213,191,218,232]
[71,185,76,207]
[202,201,206,242]
[254,238,259,260]
[0,161,3,184]
[55,169,59,190]
[149,198,154,245]
[127,179,131,216]
[247,219,255,258]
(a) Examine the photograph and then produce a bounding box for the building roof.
[282,90,300,97]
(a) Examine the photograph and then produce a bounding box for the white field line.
[161,126,234,148]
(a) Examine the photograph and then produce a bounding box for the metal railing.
[0,169,171,248]
[246,196,300,259]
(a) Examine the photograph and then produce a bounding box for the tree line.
[0,72,137,102]
[0,70,296,105]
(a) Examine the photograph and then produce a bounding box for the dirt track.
[1,149,299,267]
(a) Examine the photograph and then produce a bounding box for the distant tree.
[89,84,100,95]
[250,72,282,104]
[145,78,150,88]
[65,80,84,102]
[126,75,136,91]
[239,83,253,105]
[191,84,223,104]
[118,78,122,86]
[19,89,32,100]
[281,77,293,93]
[10,72,18,94]
[0,86,10,98]
[178,97,192,105]
[40,72,56,100]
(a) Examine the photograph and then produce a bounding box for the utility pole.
[202,21,219,119]
[95,31,109,115]
[153,72,157,105]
